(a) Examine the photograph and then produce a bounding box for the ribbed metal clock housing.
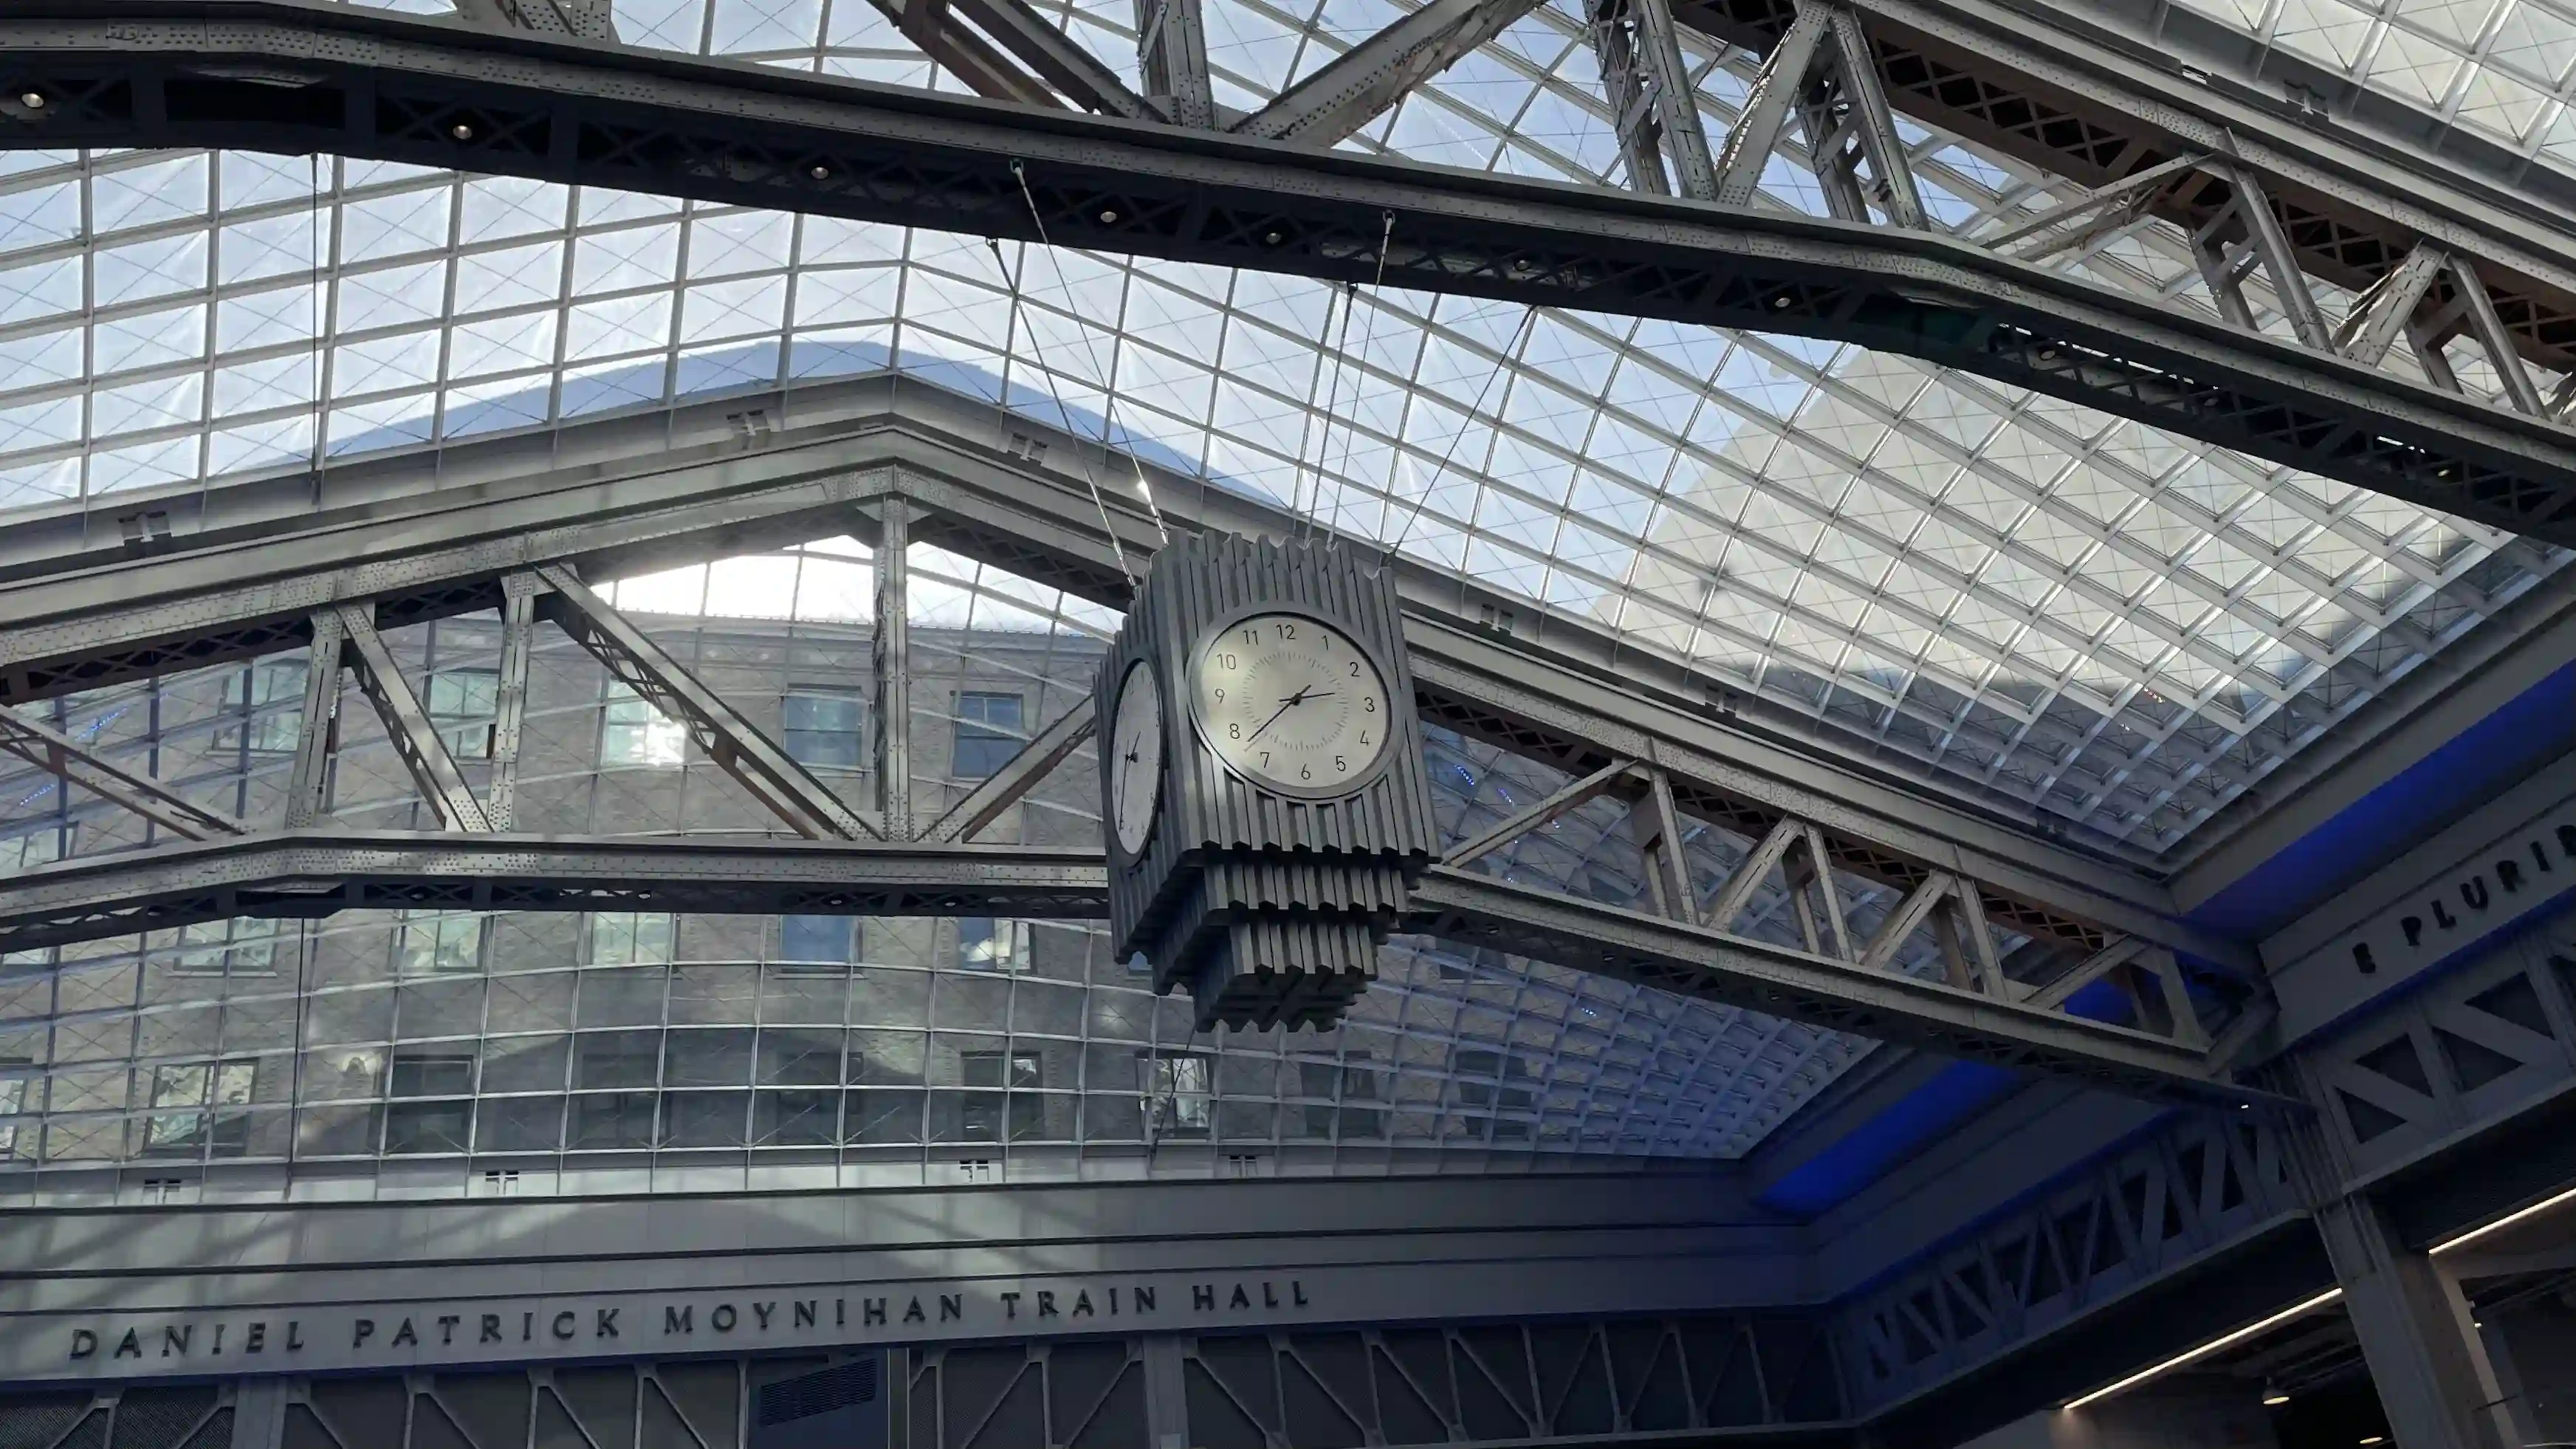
[1096,533,1437,1030]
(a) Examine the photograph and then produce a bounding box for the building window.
[169,918,279,977]
[779,915,857,971]
[571,1030,662,1150]
[601,684,686,768]
[958,917,1028,972]
[1302,1055,1383,1139]
[783,689,864,768]
[142,1059,255,1157]
[0,1060,32,1160]
[428,669,500,760]
[952,691,1024,778]
[218,660,309,754]
[1140,1053,1212,1137]
[396,912,483,977]
[386,1052,475,1154]
[0,828,61,878]
[590,912,676,966]
[960,1050,1040,1141]
[1454,1047,1535,1142]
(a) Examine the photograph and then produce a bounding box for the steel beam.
[1409,867,2284,1109]
[923,696,1098,842]
[873,498,914,839]
[281,610,345,830]
[871,0,1066,109]
[0,830,1113,956]
[0,827,2281,1106]
[531,562,884,840]
[483,576,538,830]
[452,0,616,41]
[1135,0,1214,128]
[946,0,1161,120]
[10,5,2576,536]
[336,602,496,833]
[1234,0,1549,145]
[0,704,248,841]
[1679,0,2576,375]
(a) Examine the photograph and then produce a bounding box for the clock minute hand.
[1245,686,1313,746]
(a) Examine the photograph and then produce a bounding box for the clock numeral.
[1243,628,1259,645]
[1333,755,1346,772]
[1220,653,1237,670]
[1362,697,1376,713]
[1260,751,1271,768]
[1348,661,1361,677]
[1299,765,1312,781]
[1213,687,1224,702]
[1229,723,1242,739]
[1359,732,1370,746]
[1277,622,1296,640]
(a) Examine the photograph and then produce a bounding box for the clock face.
[1109,660,1164,859]
[1192,611,1393,797]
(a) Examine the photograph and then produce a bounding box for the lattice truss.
[0,0,2566,853]
[0,492,2250,1180]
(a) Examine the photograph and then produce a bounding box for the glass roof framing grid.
[2174,0,2576,174]
[0,4,2563,860]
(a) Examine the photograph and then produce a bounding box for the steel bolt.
[1099,208,1119,224]
[450,122,475,141]
[19,92,44,111]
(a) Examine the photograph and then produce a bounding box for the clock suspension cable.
[1389,306,1538,555]
[1323,210,1397,544]
[1300,210,1395,544]
[1295,280,1356,540]
[1006,163,1171,554]
[987,171,1134,589]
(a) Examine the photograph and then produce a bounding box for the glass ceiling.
[2169,0,2576,169]
[0,0,2564,854]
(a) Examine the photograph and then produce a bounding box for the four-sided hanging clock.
[1097,533,1438,1031]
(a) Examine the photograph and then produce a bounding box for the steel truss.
[8,4,2576,541]
[1683,0,2576,406]
[0,384,2282,1109]
[0,830,2259,1107]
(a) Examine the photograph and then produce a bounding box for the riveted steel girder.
[0,829,2290,1108]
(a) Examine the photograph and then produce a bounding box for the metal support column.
[2284,1064,2516,1449]
[1140,1332,1189,1449]
[0,703,247,840]
[337,603,495,833]
[230,1379,291,1449]
[1136,0,1215,128]
[484,576,540,831]
[281,613,346,830]
[1712,6,1828,207]
[1591,0,1717,199]
[531,563,879,840]
[874,499,914,840]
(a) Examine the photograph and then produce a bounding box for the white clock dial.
[1192,612,1392,796]
[1109,660,1165,858]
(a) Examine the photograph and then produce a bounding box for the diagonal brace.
[532,563,884,841]
[337,603,495,833]
[924,697,1099,842]
[0,704,248,841]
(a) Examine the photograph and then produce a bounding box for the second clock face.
[1108,659,1164,859]
[1192,611,1392,796]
